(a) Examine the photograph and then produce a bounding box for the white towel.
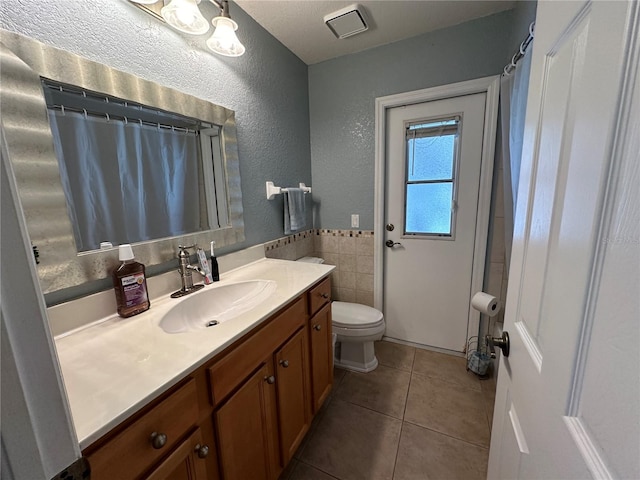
[284,188,306,234]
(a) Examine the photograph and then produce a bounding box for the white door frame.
[374,76,500,345]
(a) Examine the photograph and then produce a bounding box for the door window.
[404,117,460,237]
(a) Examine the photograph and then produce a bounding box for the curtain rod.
[47,105,199,134]
[503,22,535,76]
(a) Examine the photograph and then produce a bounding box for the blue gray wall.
[0,0,311,253]
[309,8,530,230]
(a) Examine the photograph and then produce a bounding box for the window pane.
[407,134,455,181]
[405,183,453,235]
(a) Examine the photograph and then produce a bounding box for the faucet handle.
[178,244,197,257]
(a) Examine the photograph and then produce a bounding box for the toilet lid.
[332,301,384,328]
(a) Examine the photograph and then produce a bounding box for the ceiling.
[235,1,517,65]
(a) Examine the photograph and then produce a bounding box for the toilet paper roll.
[471,292,501,317]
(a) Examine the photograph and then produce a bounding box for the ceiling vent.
[324,4,368,39]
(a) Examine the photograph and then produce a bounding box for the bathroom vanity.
[51,259,334,480]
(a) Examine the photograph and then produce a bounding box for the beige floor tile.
[333,366,347,387]
[295,392,336,460]
[290,462,339,480]
[412,348,482,391]
[335,364,411,419]
[375,341,416,372]
[300,399,402,480]
[393,422,488,480]
[404,374,490,447]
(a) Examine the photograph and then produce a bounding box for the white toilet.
[297,257,386,373]
[332,301,385,373]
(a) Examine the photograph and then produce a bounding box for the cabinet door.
[275,327,311,465]
[215,363,278,480]
[146,428,210,480]
[310,303,333,413]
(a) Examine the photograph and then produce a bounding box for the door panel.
[384,93,487,352]
[275,327,311,465]
[310,303,333,413]
[215,363,277,480]
[488,1,640,478]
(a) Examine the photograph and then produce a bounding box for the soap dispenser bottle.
[112,244,150,318]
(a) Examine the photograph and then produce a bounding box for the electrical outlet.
[351,214,359,228]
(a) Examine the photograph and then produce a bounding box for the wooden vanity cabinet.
[83,275,333,480]
[274,326,312,464]
[145,427,209,480]
[307,276,334,413]
[309,302,333,413]
[209,296,310,480]
[84,378,216,480]
[214,362,279,480]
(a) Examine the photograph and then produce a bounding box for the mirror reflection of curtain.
[500,48,533,269]
[48,111,202,251]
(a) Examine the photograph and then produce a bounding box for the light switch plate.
[351,214,359,228]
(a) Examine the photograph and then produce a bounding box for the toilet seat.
[332,301,384,329]
[331,301,385,340]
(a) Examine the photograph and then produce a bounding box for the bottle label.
[120,273,148,307]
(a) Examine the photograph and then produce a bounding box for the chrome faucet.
[171,245,206,298]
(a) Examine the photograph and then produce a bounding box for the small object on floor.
[466,336,491,376]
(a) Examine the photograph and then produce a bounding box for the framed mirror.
[0,30,245,294]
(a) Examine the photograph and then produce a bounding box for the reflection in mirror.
[42,80,229,252]
[0,30,244,295]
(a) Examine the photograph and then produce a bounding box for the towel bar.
[266,181,311,200]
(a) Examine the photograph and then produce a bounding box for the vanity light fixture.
[128,0,246,57]
[206,1,245,57]
[161,0,210,35]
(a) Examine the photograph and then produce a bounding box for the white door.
[384,93,488,353]
[488,1,640,478]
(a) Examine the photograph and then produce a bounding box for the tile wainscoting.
[264,229,375,307]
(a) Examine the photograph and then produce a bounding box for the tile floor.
[280,340,497,480]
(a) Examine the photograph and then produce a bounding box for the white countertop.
[53,258,333,449]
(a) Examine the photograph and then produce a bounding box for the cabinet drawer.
[308,276,331,316]
[86,379,198,480]
[208,297,307,405]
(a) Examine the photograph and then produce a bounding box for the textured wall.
[0,0,311,254]
[309,9,522,230]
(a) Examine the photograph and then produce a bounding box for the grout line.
[294,458,341,479]
[409,368,483,393]
[402,418,490,450]
[331,396,404,423]
[391,419,405,479]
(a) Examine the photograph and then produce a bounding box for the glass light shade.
[129,0,158,4]
[161,0,209,35]
[206,17,246,57]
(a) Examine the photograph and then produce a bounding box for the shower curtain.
[499,48,533,269]
[48,111,202,252]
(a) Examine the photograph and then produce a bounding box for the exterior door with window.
[384,92,488,352]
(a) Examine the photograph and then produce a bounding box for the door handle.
[485,332,510,358]
[385,240,402,248]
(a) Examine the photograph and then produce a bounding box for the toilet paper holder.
[485,331,510,358]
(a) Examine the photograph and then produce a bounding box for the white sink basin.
[159,280,277,334]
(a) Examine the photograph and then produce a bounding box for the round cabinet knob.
[264,375,276,384]
[150,432,167,449]
[194,444,209,459]
[314,324,322,331]
[279,359,289,368]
